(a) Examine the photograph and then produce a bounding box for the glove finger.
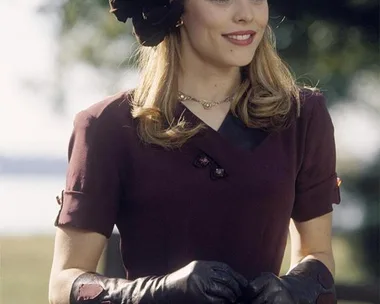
[204,293,234,304]
[205,278,239,303]
[228,267,248,288]
[211,264,248,288]
[249,273,274,295]
[212,272,241,297]
[250,293,268,304]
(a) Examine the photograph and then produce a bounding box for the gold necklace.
[178,91,234,110]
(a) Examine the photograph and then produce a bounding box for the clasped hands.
[165,260,335,304]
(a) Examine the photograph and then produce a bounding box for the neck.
[178,45,241,103]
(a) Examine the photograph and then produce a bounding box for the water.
[0,175,65,236]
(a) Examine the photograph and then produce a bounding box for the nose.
[233,0,255,24]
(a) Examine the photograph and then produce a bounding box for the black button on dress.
[55,89,341,281]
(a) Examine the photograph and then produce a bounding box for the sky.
[0,0,138,158]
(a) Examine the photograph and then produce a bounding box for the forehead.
[183,0,224,15]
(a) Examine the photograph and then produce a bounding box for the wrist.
[281,259,336,304]
[70,272,161,304]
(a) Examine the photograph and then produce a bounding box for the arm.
[49,227,247,304]
[245,213,337,304]
[288,212,335,276]
[49,108,247,304]
[48,227,107,304]
[246,93,340,303]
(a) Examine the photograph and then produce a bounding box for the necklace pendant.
[203,103,212,110]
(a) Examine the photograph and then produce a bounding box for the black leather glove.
[70,260,248,304]
[246,259,336,304]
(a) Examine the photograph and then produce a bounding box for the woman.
[49,0,341,303]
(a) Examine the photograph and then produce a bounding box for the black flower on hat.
[109,0,184,47]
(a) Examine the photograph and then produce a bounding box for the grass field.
[0,235,369,304]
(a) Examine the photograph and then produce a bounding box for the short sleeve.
[292,94,341,222]
[55,110,121,238]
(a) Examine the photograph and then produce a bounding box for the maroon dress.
[55,89,341,281]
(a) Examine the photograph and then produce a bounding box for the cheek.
[256,28,267,43]
[183,9,224,43]
[256,7,269,28]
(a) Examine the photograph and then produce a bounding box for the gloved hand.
[246,259,336,304]
[70,260,248,304]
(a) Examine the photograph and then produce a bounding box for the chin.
[227,57,255,68]
[235,59,254,67]
[225,52,256,68]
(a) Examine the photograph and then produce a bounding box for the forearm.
[289,250,335,277]
[247,256,337,303]
[297,251,335,277]
[49,268,87,304]
[69,272,152,304]
[50,270,147,304]
[50,261,248,304]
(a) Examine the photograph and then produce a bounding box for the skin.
[289,213,335,276]
[48,1,335,303]
[181,0,268,69]
[178,0,336,275]
[49,228,106,304]
[178,0,269,130]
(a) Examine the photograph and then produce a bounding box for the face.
[180,0,269,68]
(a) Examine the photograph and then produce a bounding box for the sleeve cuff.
[55,191,116,238]
[292,174,341,222]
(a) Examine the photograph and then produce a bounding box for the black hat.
[109,0,184,47]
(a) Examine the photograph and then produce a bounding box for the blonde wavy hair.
[132,24,301,149]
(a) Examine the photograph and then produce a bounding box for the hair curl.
[132,24,301,149]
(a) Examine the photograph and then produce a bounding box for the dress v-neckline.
[176,102,276,158]
[178,102,230,133]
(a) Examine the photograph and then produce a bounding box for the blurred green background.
[0,0,379,303]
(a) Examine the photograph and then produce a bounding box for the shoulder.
[286,88,335,149]
[73,90,135,132]
[297,88,332,128]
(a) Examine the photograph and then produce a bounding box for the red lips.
[223,30,257,36]
[222,30,257,46]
